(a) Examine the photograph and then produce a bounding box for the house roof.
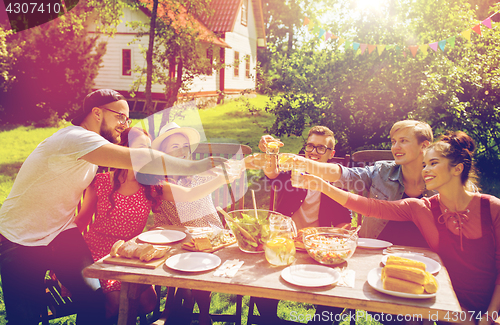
[200,0,267,47]
[138,0,230,48]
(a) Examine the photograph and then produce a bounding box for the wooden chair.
[154,143,252,325]
[350,150,393,167]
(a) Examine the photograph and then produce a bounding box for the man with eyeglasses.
[0,89,227,325]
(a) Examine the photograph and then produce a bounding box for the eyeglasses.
[304,143,333,155]
[101,107,132,126]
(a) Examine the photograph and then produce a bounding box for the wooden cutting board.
[103,251,171,269]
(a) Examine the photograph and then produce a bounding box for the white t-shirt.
[291,190,321,230]
[0,126,109,246]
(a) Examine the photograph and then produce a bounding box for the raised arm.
[75,185,98,232]
[81,144,226,176]
[304,160,343,183]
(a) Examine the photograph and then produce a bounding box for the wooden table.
[83,226,462,324]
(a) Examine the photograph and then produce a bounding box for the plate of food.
[182,229,236,252]
[281,264,340,287]
[367,267,438,299]
[165,252,221,272]
[357,238,393,249]
[381,253,441,274]
[138,229,186,244]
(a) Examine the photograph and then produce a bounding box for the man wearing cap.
[0,89,226,325]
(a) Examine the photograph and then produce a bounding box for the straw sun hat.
[151,122,201,152]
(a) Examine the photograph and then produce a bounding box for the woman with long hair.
[297,131,500,325]
[75,127,239,321]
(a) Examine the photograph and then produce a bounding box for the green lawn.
[0,95,323,325]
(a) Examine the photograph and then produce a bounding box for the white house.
[87,0,266,113]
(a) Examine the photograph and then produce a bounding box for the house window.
[122,49,131,76]
[234,51,239,77]
[241,0,248,26]
[245,55,251,78]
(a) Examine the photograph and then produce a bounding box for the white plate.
[281,264,340,287]
[165,252,221,272]
[138,230,186,244]
[367,267,437,299]
[381,253,441,274]
[357,238,393,249]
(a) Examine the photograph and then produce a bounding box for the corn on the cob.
[384,264,427,285]
[383,276,425,294]
[423,272,438,294]
[386,255,426,271]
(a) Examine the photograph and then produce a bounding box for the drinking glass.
[291,160,306,187]
[278,153,294,172]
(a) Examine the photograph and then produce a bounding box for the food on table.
[295,227,318,249]
[303,232,356,265]
[386,255,426,270]
[384,264,427,285]
[423,271,439,294]
[383,276,425,294]
[110,239,125,257]
[264,236,296,266]
[224,211,272,253]
[111,239,170,262]
[182,229,236,252]
[380,256,438,294]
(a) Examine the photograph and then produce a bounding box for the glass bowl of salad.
[303,231,357,265]
[224,209,283,253]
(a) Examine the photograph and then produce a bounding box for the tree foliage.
[0,1,108,126]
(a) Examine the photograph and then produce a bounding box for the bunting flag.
[461,29,471,41]
[438,39,447,52]
[409,45,418,57]
[429,42,439,52]
[482,17,492,29]
[472,24,481,35]
[447,36,456,48]
[301,11,497,59]
[377,45,385,56]
[420,44,429,56]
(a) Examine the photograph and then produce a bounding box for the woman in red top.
[297,131,500,325]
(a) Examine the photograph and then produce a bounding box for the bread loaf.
[139,246,170,262]
[383,276,424,294]
[386,255,426,271]
[110,240,125,257]
[384,264,427,285]
[117,241,138,258]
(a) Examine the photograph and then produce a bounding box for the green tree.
[0,1,108,126]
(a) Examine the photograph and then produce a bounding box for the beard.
[99,118,120,144]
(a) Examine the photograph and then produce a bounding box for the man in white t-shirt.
[0,89,226,325]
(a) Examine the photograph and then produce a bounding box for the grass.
[0,95,321,325]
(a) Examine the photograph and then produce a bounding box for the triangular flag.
[409,45,418,57]
[318,29,326,39]
[386,45,394,50]
[447,36,456,48]
[368,45,377,54]
[331,34,338,39]
[482,17,492,29]
[403,51,407,58]
[325,32,332,41]
[438,40,447,52]
[395,45,401,56]
[461,29,471,42]
[303,17,310,26]
[472,24,481,35]
[312,25,320,34]
[339,38,346,47]
[360,44,368,54]
[420,44,429,56]
[377,45,386,56]
[429,42,439,52]
[353,42,360,51]
[308,21,314,31]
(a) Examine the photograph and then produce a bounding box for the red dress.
[83,172,151,293]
